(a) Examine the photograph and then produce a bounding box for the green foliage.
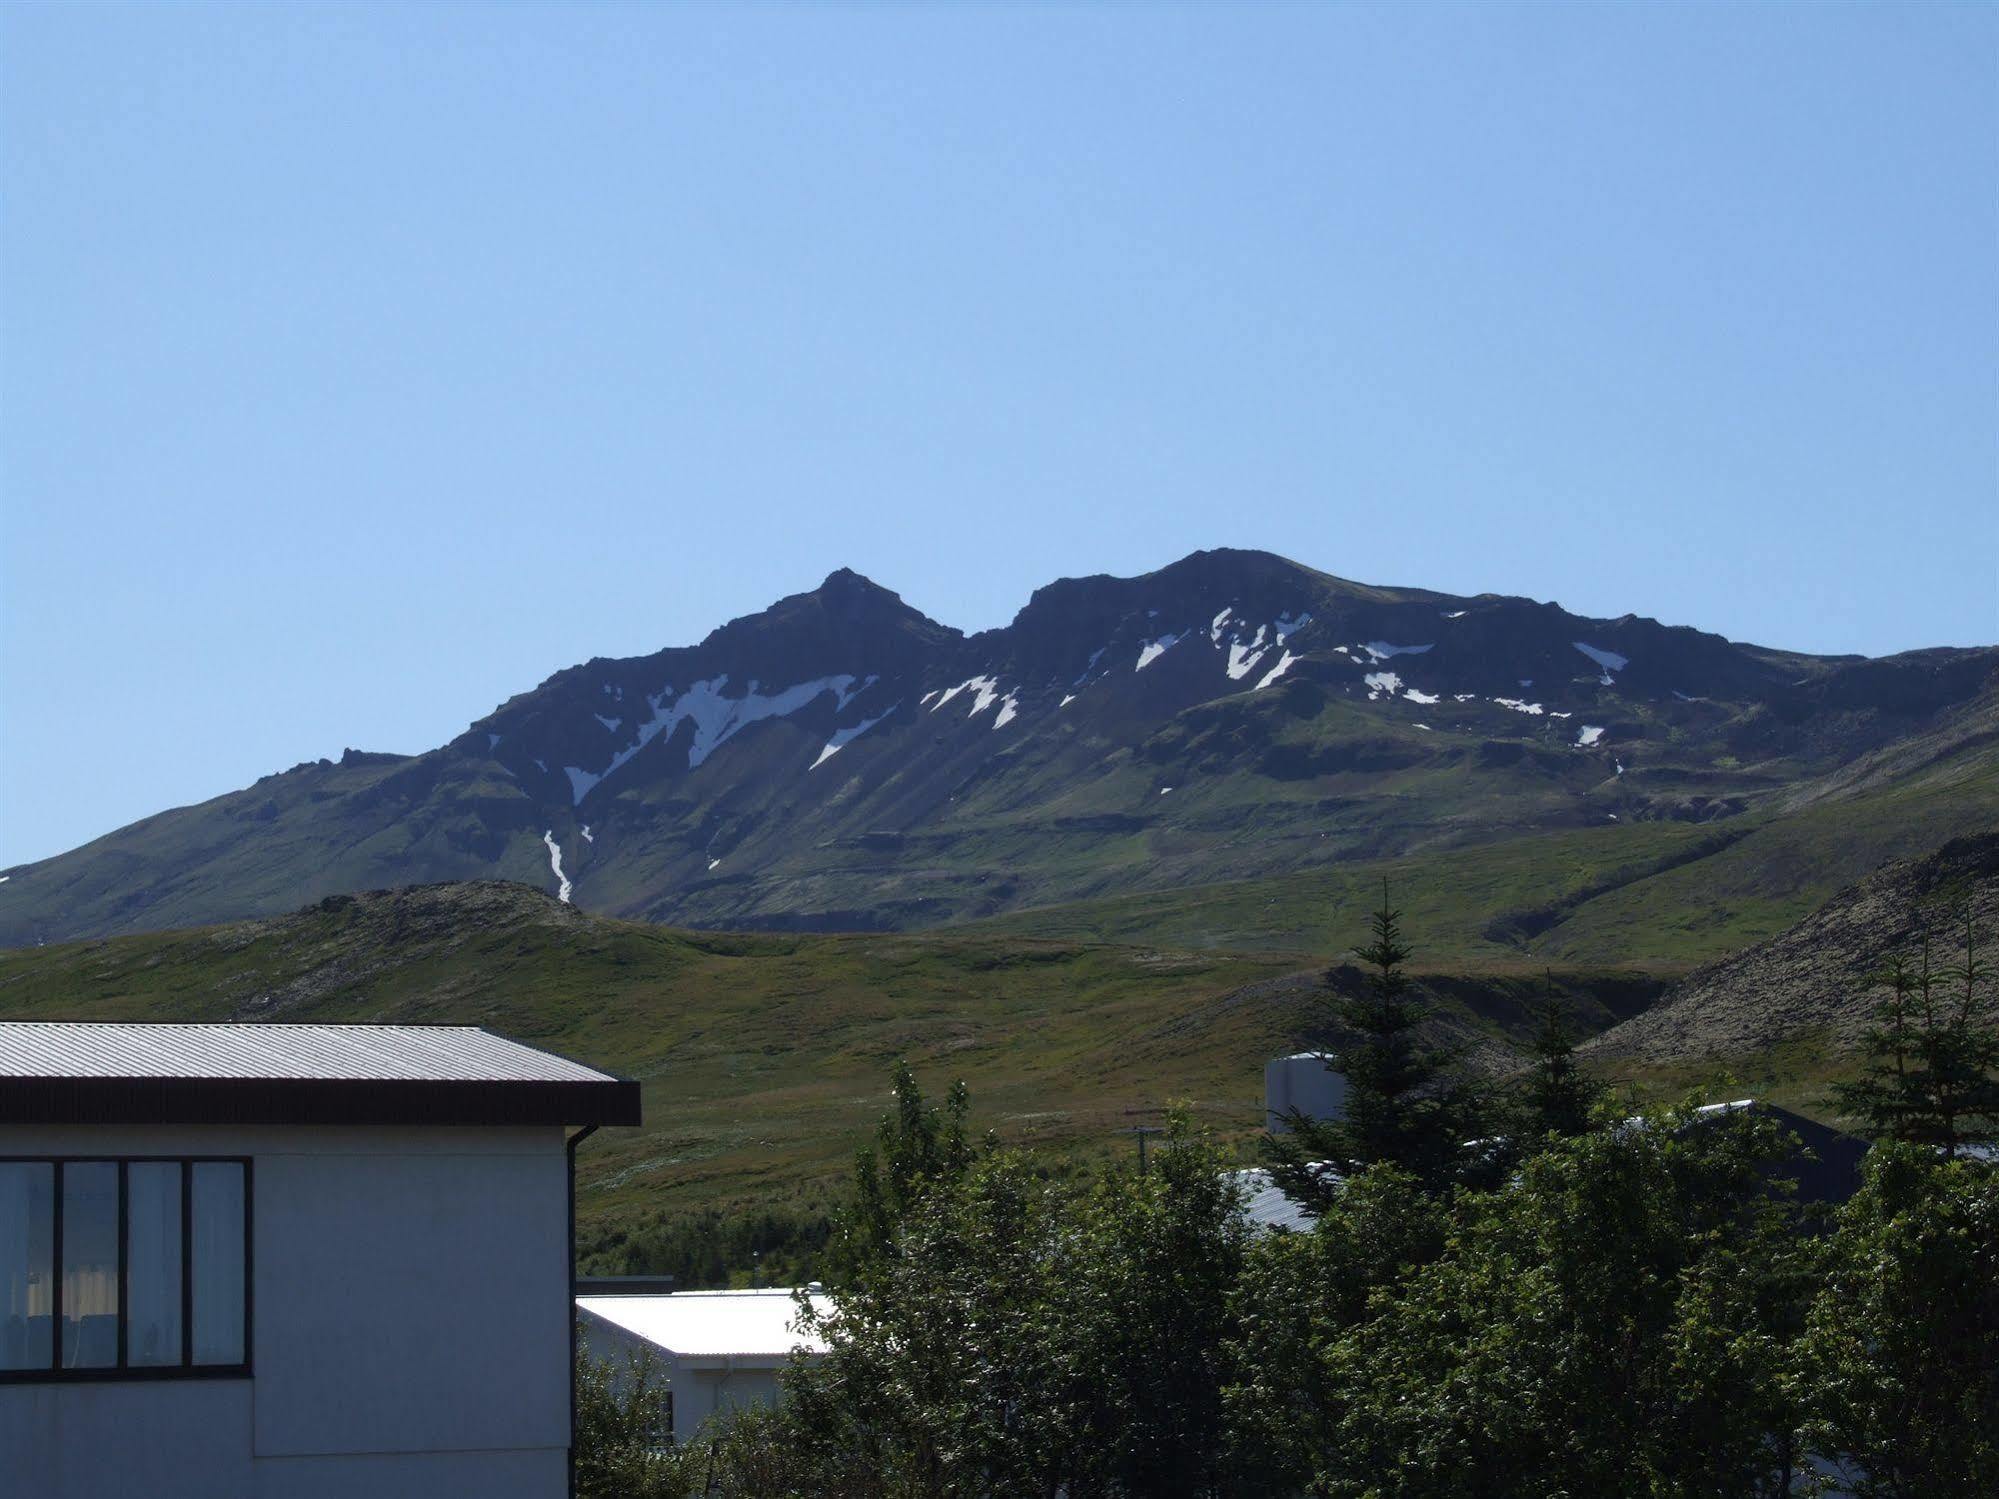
[702,1077,1257,1497]
[840,1061,977,1277]
[686,1067,1995,1499]
[1244,1107,1815,1497]
[1266,885,1484,1201]
[1799,1145,1999,1496]
[573,1343,697,1499]
[1223,1167,1447,1492]
[1050,1113,1251,1496]
[1831,909,1999,1156]
[1514,976,1607,1141]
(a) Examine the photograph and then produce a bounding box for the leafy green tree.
[1515,975,1604,1142]
[1044,1113,1250,1498]
[837,1059,976,1276]
[1798,1144,1999,1496]
[785,1144,1061,1496]
[1267,885,1482,1201]
[1295,1105,1812,1497]
[1833,911,1999,1157]
[717,1077,1259,1497]
[574,1341,697,1499]
[1224,1165,1447,1495]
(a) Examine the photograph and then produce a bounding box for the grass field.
[3,750,1991,1253]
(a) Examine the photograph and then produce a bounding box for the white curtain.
[60,1162,117,1369]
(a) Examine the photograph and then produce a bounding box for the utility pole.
[1124,1125,1163,1173]
[1122,1106,1168,1174]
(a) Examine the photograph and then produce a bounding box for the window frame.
[0,1154,252,1384]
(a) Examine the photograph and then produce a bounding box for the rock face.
[3,547,1995,946]
[1587,833,1999,1064]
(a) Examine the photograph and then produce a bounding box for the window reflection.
[61,1163,118,1369]
[127,1164,184,1368]
[0,1164,54,1372]
[191,1162,245,1367]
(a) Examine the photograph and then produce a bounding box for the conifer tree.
[1267,884,1481,1202]
[1516,975,1602,1142]
[1833,908,1999,1158]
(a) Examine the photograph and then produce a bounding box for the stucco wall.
[0,1123,571,1499]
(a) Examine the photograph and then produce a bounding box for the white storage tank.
[1265,1053,1348,1133]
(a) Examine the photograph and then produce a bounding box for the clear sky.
[3,4,1994,867]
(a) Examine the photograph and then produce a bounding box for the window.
[0,1158,249,1381]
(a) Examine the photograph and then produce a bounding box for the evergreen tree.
[1832,908,1999,1158]
[1267,884,1481,1202]
[1516,975,1603,1142]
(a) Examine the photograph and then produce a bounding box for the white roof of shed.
[0,1022,617,1083]
[577,1289,830,1359]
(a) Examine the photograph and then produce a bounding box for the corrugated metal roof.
[577,1289,830,1359]
[0,1022,617,1084]
[1230,1168,1319,1233]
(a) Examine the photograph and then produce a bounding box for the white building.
[0,1021,639,1499]
[577,1287,827,1441]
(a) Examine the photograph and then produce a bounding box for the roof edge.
[0,1076,642,1128]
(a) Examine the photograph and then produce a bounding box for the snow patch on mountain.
[1226,639,1270,680]
[1494,698,1545,715]
[567,673,865,802]
[542,831,572,903]
[993,692,1021,729]
[1577,725,1605,746]
[1365,671,1403,700]
[932,675,1003,716]
[1255,653,1297,690]
[1059,693,1077,708]
[1574,642,1627,683]
[1361,641,1433,662]
[1274,613,1312,643]
[580,825,594,843]
[1136,634,1183,671]
[1404,687,1441,705]
[1573,641,1629,672]
[1073,647,1107,686]
[1442,610,1467,620]
[812,705,898,768]
[593,714,620,732]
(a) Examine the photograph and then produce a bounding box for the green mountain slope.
[6,548,1992,945]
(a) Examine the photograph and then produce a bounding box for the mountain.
[1587,831,1999,1068]
[4,547,1995,946]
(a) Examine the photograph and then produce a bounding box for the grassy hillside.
[0,879,1660,1247]
[4,749,1991,1258]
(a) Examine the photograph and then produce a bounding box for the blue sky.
[3,4,1994,867]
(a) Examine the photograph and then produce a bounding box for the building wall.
[0,1123,572,1499]
[671,1361,786,1439]
[579,1312,800,1443]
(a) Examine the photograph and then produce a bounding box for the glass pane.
[61,1162,118,1369]
[190,1163,245,1366]
[0,1163,54,1371]
[127,1163,184,1367]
